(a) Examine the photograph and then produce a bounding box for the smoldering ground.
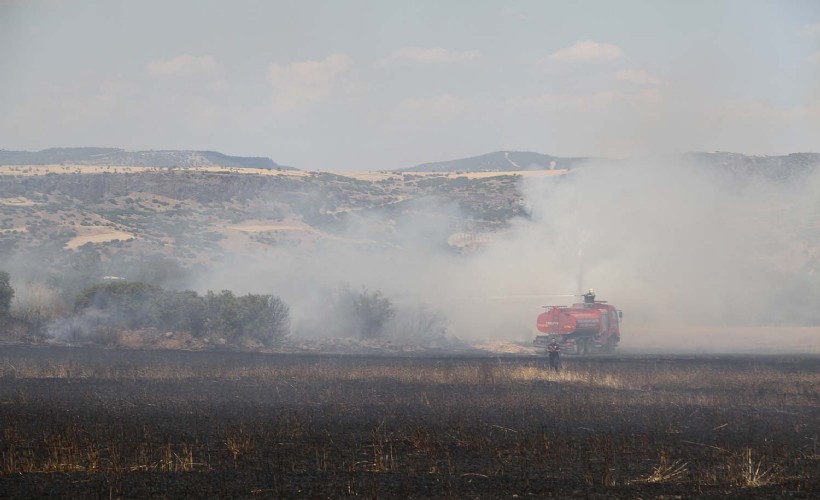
[187,158,820,352]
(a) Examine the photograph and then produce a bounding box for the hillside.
[0,168,523,289]
[0,147,295,170]
[404,151,586,172]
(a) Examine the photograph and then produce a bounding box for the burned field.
[0,347,817,498]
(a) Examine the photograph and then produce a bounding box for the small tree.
[203,291,290,346]
[74,281,162,329]
[203,290,241,341]
[390,304,449,346]
[337,286,395,339]
[157,289,206,336]
[0,271,13,316]
[237,294,290,346]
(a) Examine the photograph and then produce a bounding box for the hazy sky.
[2,0,819,169]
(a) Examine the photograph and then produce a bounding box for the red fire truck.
[534,290,621,355]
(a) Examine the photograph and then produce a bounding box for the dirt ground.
[0,346,817,498]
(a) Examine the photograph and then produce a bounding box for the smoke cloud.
[5,156,817,352]
[184,158,820,352]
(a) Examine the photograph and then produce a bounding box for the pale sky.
[2,0,819,170]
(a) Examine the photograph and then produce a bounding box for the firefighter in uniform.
[547,338,561,372]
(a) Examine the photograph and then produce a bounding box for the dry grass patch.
[226,221,316,233]
[64,226,135,249]
[0,197,37,206]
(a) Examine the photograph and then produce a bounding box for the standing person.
[547,338,561,372]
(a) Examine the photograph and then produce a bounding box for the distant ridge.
[0,147,296,170]
[403,150,820,178]
[681,152,820,179]
[403,151,587,172]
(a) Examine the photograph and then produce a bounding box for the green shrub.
[73,282,290,346]
[0,271,14,316]
[335,285,394,339]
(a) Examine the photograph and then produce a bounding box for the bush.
[74,281,162,329]
[0,271,15,316]
[335,285,395,339]
[388,304,450,346]
[203,290,241,340]
[157,289,206,335]
[235,293,290,346]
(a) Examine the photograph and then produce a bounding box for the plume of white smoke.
[488,158,820,351]
[164,158,820,350]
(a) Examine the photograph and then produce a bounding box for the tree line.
[0,272,450,348]
[71,281,290,347]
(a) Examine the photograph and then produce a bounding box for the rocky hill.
[0,147,295,170]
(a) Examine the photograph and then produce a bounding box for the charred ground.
[0,346,817,498]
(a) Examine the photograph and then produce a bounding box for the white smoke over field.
[515,160,820,327]
[193,158,820,351]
